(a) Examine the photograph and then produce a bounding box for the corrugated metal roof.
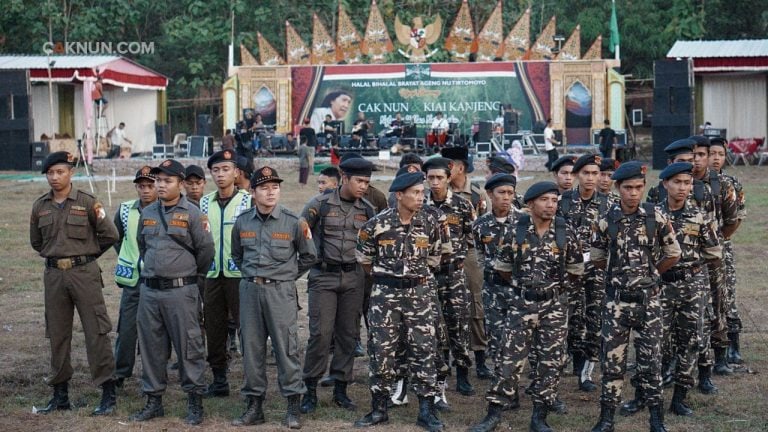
[0,55,120,70]
[667,40,768,58]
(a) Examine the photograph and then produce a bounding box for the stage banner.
[292,62,549,137]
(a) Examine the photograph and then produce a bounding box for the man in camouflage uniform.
[354,171,444,431]
[424,156,477,396]
[654,162,722,417]
[708,137,747,364]
[484,156,524,209]
[558,154,610,392]
[471,174,520,415]
[550,155,577,193]
[598,158,620,203]
[590,161,681,432]
[443,146,493,380]
[469,181,583,432]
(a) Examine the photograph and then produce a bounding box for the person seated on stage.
[299,118,318,151]
[379,113,404,150]
[350,112,370,149]
[430,111,449,133]
[284,132,296,152]
[322,114,339,148]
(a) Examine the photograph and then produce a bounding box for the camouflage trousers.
[660,271,708,389]
[723,240,742,333]
[485,293,567,407]
[600,292,663,407]
[367,281,437,398]
[699,260,728,366]
[567,263,605,362]
[435,265,472,368]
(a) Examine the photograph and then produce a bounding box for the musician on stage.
[379,113,404,150]
[322,114,340,148]
[350,112,371,149]
[428,111,449,149]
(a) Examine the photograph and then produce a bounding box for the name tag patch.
[271,232,290,240]
[169,219,188,228]
[240,231,257,238]
[143,219,158,226]
[446,214,460,225]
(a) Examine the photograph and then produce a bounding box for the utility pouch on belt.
[610,279,655,328]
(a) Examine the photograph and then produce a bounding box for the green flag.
[609,0,620,54]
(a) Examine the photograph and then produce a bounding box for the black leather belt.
[250,276,282,285]
[314,262,358,273]
[374,276,427,289]
[45,255,97,270]
[142,276,197,290]
[438,260,464,274]
[661,265,702,283]
[606,286,646,303]
[513,286,557,302]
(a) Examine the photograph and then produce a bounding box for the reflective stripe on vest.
[202,189,252,278]
[115,200,141,286]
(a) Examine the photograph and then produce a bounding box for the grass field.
[0,164,766,432]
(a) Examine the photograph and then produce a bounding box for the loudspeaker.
[31,141,49,156]
[197,114,212,137]
[652,126,691,170]
[188,136,213,158]
[478,121,493,142]
[503,112,518,134]
[0,130,33,170]
[654,59,693,88]
[155,122,170,144]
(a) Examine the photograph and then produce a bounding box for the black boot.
[590,403,616,432]
[92,379,117,416]
[578,360,597,392]
[713,347,733,375]
[619,387,645,417]
[670,385,693,416]
[469,402,503,432]
[550,396,567,415]
[185,393,204,425]
[727,332,743,365]
[333,380,357,411]
[232,395,265,426]
[300,378,318,414]
[416,395,443,431]
[504,393,520,411]
[389,376,409,407]
[697,366,718,394]
[455,366,475,396]
[648,404,669,432]
[129,395,164,421]
[475,350,493,380]
[353,339,366,358]
[204,367,230,397]
[284,394,301,429]
[530,402,553,432]
[572,351,585,377]
[354,392,389,427]
[36,382,71,414]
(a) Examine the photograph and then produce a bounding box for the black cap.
[41,151,75,173]
[550,155,577,173]
[485,173,517,191]
[133,165,155,183]
[250,166,283,187]
[709,137,727,148]
[389,172,424,192]
[689,135,711,148]
[207,149,238,169]
[395,165,421,177]
[339,157,374,177]
[663,138,696,157]
[184,164,205,180]
[659,162,694,180]
[150,159,186,179]
[599,158,618,172]
[441,146,474,173]
[399,152,423,168]
[523,181,559,203]
[573,154,602,173]
[422,157,454,173]
[488,156,516,174]
[611,161,647,181]
[339,152,363,163]
[237,156,254,177]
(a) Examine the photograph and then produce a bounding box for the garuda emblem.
[395,15,442,62]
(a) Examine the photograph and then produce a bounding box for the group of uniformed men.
[29,132,746,432]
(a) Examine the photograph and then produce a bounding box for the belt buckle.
[57,258,73,270]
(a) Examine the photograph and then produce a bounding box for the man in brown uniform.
[30,151,120,416]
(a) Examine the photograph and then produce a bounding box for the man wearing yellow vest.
[201,149,252,397]
[113,166,157,387]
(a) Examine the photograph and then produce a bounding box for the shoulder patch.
[93,203,106,220]
[300,219,312,240]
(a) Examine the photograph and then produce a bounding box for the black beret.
[573,154,602,173]
[523,181,559,203]
[250,166,283,187]
[237,156,254,176]
[339,157,374,177]
[485,173,517,191]
[133,165,155,183]
[150,159,186,179]
[41,151,75,173]
[400,152,423,168]
[340,151,363,163]
[659,162,693,180]
[611,161,647,181]
[599,158,618,172]
[184,164,205,180]
[207,149,238,169]
[664,138,696,157]
[709,137,727,148]
[441,146,474,173]
[550,155,577,173]
[689,135,711,147]
[488,156,516,174]
[389,172,424,192]
[422,157,454,173]
[395,165,421,177]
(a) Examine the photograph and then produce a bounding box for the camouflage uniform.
[591,203,681,408]
[659,199,721,389]
[425,189,476,369]
[356,207,443,398]
[557,187,609,364]
[720,172,746,334]
[490,214,583,407]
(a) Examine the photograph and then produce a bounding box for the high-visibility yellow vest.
[115,200,141,287]
[201,189,252,278]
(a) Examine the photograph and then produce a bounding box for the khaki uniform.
[30,186,119,387]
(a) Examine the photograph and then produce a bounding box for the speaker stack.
[652,59,694,169]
